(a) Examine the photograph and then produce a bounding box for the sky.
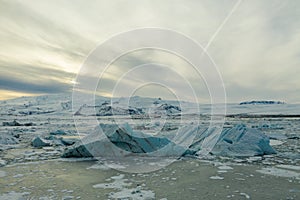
[0,0,299,103]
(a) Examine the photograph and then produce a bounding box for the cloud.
[0,76,71,94]
[0,61,75,94]
[0,0,299,103]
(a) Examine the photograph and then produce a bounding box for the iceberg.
[62,123,187,158]
[31,137,51,148]
[208,124,276,157]
[62,123,276,158]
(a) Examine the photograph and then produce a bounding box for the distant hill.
[239,101,286,105]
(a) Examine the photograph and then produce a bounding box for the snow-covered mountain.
[0,93,299,117]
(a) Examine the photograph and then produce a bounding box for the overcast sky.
[0,0,299,103]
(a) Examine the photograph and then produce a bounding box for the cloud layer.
[0,0,299,103]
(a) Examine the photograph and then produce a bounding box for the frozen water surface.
[0,94,299,199]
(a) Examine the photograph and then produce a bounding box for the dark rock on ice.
[2,120,34,126]
[18,110,55,115]
[3,120,21,126]
[287,134,300,140]
[252,124,284,130]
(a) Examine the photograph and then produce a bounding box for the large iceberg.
[62,123,187,158]
[62,123,276,158]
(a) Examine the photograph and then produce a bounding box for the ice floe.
[93,174,155,200]
[256,167,300,179]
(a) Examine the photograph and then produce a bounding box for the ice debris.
[0,133,19,145]
[32,136,78,148]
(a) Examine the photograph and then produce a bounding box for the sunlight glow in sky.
[0,0,299,103]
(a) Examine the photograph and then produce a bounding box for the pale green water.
[0,159,299,199]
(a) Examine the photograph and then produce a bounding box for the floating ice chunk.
[0,159,7,167]
[93,174,131,189]
[247,156,262,162]
[109,188,155,200]
[50,130,67,136]
[268,132,287,140]
[0,134,19,145]
[218,165,233,170]
[209,176,224,180]
[86,164,110,170]
[270,140,285,146]
[256,167,300,179]
[240,192,250,199]
[31,137,51,148]
[13,174,24,178]
[0,191,29,200]
[0,170,6,178]
[276,165,300,171]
